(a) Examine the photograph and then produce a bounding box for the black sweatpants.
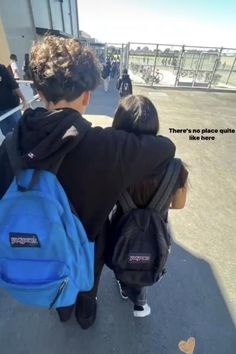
[121,283,148,306]
[57,222,109,320]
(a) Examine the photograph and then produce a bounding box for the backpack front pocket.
[0,259,70,308]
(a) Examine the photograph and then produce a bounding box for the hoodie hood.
[6,107,91,173]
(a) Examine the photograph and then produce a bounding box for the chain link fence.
[101,42,236,90]
[127,43,236,89]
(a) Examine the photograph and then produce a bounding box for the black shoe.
[75,294,97,330]
[56,305,74,322]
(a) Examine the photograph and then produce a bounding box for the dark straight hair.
[112,95,159,135]
[10,54,17,61]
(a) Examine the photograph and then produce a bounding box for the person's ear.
[37,91,48,105]
[82,91,91,107]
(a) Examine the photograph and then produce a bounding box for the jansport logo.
[129,254,151,263]
[9,233,40,247]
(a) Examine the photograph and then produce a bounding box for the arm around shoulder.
[119,132,176,188]
[155,135,176,160]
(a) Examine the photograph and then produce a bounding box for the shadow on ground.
[0,236,235,354]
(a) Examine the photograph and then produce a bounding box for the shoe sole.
[133,305,151,318]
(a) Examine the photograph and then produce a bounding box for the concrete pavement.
[0,80,235,354]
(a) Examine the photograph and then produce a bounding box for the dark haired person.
[9,54,21,80]
[0,64,27,136]
[117,68,132,97]
[0,36,175,329]
[22,53,37,96]
[102,60,111,92]
[22,54,31,80]
[111,95,188,317]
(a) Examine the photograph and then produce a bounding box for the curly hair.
[30,36,101,103]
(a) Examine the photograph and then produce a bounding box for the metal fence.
[104,42,236,90]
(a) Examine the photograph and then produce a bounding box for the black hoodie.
[0,107,175,241]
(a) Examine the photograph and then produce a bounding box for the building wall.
[31,0,79,36]
[0,0,35,72]
[70,0,79,37]
[62,0,72,34]
[31,0,51,29]
[0,15,10,66]
[0,0,79,71]
[50,0,64,31]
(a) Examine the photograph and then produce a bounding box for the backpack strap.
[118,190,137,214]
[148,158,182,213]
[5,133,65,191]
[5,133,21,175]
[5,132,80,215]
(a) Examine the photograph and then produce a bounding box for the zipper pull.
[49,278,68,309]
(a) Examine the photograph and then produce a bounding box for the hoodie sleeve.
[117,132,176,189]
[0,141,14,198]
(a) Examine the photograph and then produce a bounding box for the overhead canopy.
[36,27,73,38]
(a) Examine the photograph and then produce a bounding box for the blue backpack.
[0,167,94,309]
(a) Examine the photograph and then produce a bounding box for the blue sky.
[77,0,236,47]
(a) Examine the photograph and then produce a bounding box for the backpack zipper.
[49,278,68,309]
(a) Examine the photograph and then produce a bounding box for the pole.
[151,44,159,86]
[226,55,236,86]
[47,0,53,29]
[28,0,37,40]
[209,47,223,88]
[174,45,185,87]
[68,0,74,36]
[60,0,65,32]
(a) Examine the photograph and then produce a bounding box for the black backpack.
[119,79,131,97]
[102,65,109,79]
[107,159,181,287]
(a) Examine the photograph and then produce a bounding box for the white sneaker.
[133,304,151,317]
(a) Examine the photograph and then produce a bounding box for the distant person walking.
[116,60,120,77]
[22,53,37,95]
[117,69,132,97]
[111,60,119,78]
[9,54,21,80]
[22,53,32,80]
[102,60,111,92]
[0,64,27,136]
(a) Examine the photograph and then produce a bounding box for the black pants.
[120,282,148,306]
[57,223,109,320]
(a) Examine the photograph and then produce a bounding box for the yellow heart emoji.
[178,337,196,354]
